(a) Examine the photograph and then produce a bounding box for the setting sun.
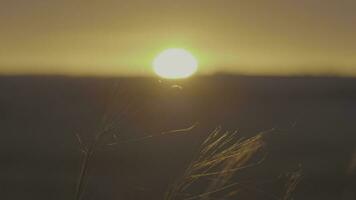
[153,48,198,79]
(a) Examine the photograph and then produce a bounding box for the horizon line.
[0,72,355,79]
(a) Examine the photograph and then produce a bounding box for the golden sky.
[1,0,356,76]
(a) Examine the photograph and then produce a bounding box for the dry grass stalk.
[165,128,271,200]
[74,122,198,200]
[74,127,117,200]
[282,167,303,200]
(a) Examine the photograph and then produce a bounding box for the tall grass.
[165,128,270,200]
[74,127,301,200]
[73,123,197,200]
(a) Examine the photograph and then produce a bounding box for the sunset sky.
[1,0,355,76]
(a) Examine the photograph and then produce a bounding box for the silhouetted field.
[0,75,355,200]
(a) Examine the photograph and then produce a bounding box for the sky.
[0,0,356,76]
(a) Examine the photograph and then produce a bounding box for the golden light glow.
[153,48,198,79]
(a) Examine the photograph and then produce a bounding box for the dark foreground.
[0,75,355,200]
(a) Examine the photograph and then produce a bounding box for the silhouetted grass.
[165,128,270,200]
[74,126,301,200]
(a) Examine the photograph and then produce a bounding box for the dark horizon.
[1,70,356,78]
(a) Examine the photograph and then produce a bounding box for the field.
[0,75,355,200]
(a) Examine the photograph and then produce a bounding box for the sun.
[153,48,198,79]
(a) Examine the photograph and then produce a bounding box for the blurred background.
[0,0,356,199]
